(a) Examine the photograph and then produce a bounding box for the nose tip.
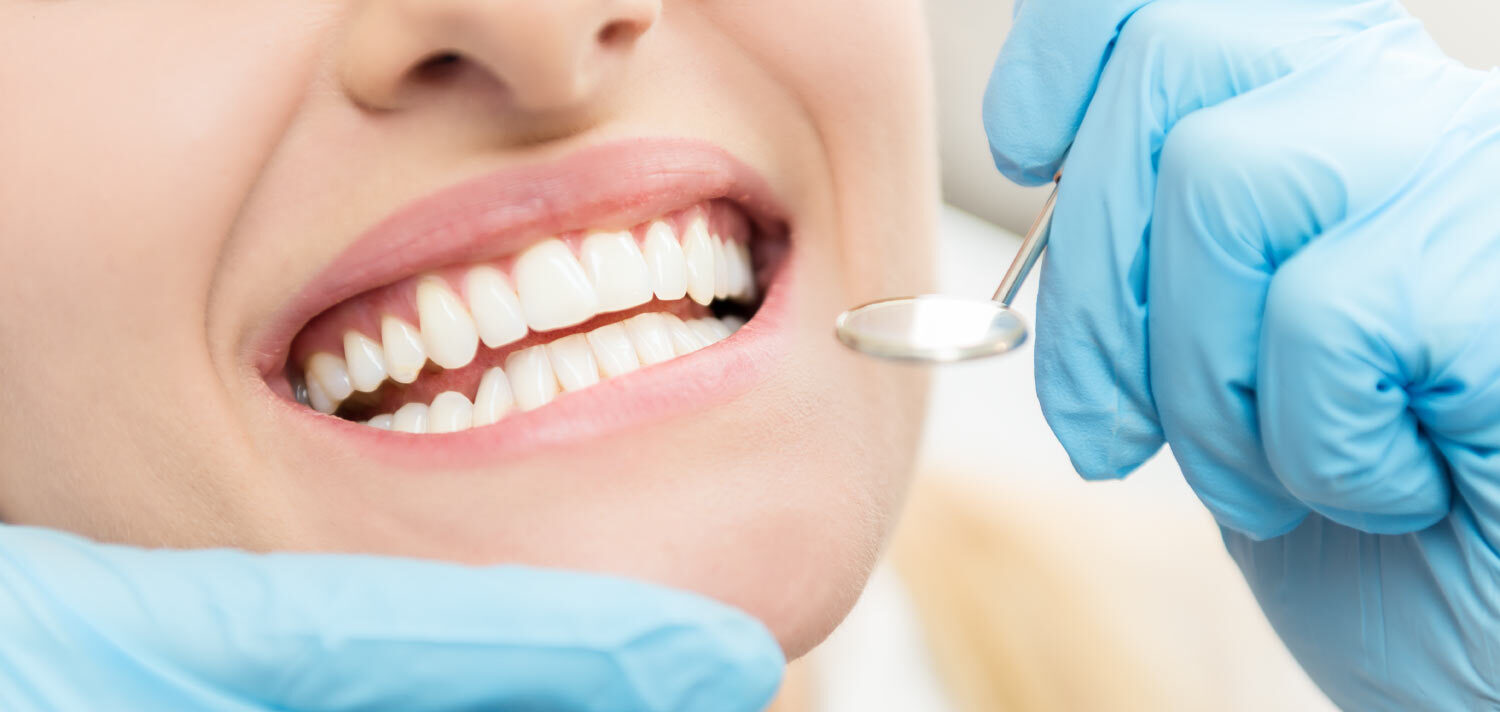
[340,0,661,114]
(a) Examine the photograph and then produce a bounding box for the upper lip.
[249,138,790,380]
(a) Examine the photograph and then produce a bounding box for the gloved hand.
[985,0,1500,707]
[0,525,782,711]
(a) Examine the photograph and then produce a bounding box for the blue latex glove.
[986,0,1500,707]
[0,525,782,711]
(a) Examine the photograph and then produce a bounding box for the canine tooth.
[464,266,527,349]
[366,414,394,430]
[624,312,676,365]
[586,323,640,378]
[392,402,429,433]
[505,345,559,411]
[473,367,514,427]
[712,234,731,300]
[721,315,747,333]
[515,238,600,331]
[581,231,652,313]
[381,316,427,384]
[733,241,756,300]
[682,217,716,306]
[417,276,480,370]
[547,334,600,392]
[306,352,355,402]
[662,313,706,355]
[688,318,726,345]
[427,391,474,434]
[643,221,688,301]
[306,377,337,414]
[343,331,388,393]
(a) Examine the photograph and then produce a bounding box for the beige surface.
[927,0,1500,233]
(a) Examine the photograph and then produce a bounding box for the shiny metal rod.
[992,179,1060,307]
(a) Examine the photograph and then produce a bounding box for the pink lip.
[249,138,795,467]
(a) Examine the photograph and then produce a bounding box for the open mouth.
[284,200,780,434]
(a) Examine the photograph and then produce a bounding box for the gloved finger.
[983,0,1155,185]
[1146,22,1475,538]
[0,526,783,712]
[1031,1,1393,481]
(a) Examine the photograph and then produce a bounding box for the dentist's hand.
[0,525,782,711]
[986,0,1500,707]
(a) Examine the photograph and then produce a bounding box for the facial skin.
[0,0,937,656]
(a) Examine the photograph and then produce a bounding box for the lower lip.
[262,251,796,469]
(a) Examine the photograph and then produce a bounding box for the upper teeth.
[298,212,757,418]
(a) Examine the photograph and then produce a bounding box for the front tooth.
[514,238,600,331]
[343,331,388,393]
[427,391,474,434]
[586,323,641,378]
[662,313,707,355]
[306,377,337,414]
[381,316,427,384]
[505,345,559,411]
[712,234,731,300]
[366,414,394,430]
[581,231,652,313]
[392,402,429,434]
[473,367,514,427]
[547,334,600,392]
[688,318,727,345]
[624,312,676,365]
[306,352,355,402]
[733,241,756,300]
[682,217,716,306]
[417,276,480,370]
[464,266,528,349]
[643,221,688,301]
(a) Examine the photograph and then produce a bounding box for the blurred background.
[798,4,1500,711]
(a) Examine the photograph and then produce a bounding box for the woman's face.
[0,0,936,656]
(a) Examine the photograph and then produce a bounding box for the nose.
[340,0,660,114]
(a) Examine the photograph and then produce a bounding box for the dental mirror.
[835,177,1059,363]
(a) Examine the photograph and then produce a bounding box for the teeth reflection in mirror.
[381,316,427,384]
[365,414,394,430]
[472,367,514,427]
[661,313,706,355]
[427,391,474,434]
[712,234,731,300]
[548,334,600,392]
[586,323,640,378]
[682,218,716,306]
[581,231,653,313]
[515,238,601,332]
[392,402,429,434]
[506,345,559,411]
[464,266,528,349]
[643,221,687,301]
[343,331,388,393]
[624,312,676,365]
[417,276,480,370]
[306,352,355,403]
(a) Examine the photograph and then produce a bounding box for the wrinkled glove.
[986,0,1500,707]
[0,525,782,711]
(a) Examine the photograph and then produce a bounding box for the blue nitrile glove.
[0,525,782,711]
[986,0,1500,707]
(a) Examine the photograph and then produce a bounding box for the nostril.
[597,20,644,49]
[414,51,465,83]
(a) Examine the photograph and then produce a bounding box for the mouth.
[256,139,791,443]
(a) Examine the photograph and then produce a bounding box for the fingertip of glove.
[652,611,785,712]
[982,81,1064,187]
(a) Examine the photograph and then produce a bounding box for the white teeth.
[515,238,601,332]
[581,231,653,313]
[586,323,641,378]
[721,315,747,333]
[643,221,688,301]
[306,377,337,414]
[701,317,734,342]
[392,402,429,434]
[547,334,601,392]
[505,345,559,411]
[381,316,427,384]
[427,391,474,434]
[687,318,727,345]
[662,313,707,355]
[343,331,388,393]
[306,352,355,403]
[682,217,716,306]
[472,367,514,427]
[712,234,731,300]
[365,414,394,430]
[733,241,756,301]
[464,266,528,349]
[624,312,676,365]
[417,276,480,370]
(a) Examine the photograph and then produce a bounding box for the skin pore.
[0,0,937,657]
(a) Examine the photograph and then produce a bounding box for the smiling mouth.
[283,198,783,434]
